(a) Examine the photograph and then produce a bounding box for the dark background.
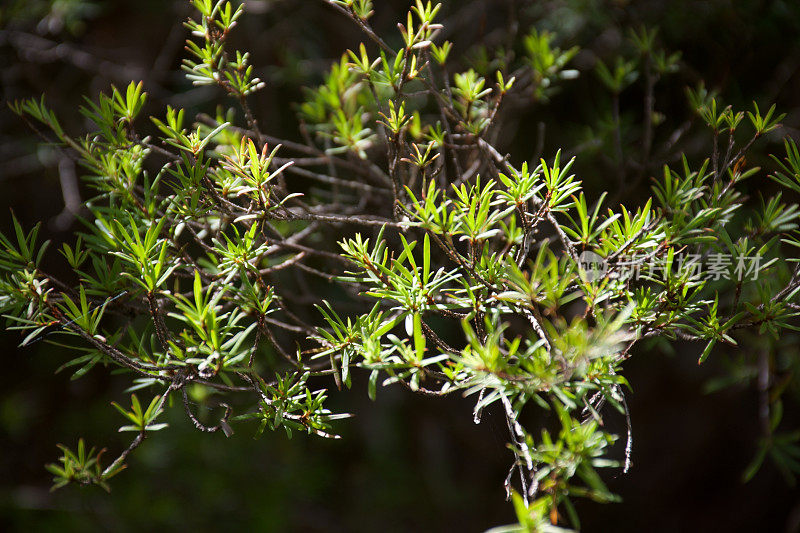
[2,0,800,531]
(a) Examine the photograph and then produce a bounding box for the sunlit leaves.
[111,394,168,433]
[541,150,580,212]
[220,138,293,204]
[183,1,263,95]
[106,214,177,293]
[0,213,50,270]
[330,0,374,20]
[235,371,352,439]
[46,439,116,492]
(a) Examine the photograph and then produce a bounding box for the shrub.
[5,1,800,530]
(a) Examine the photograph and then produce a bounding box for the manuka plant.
[5,1,800,530]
